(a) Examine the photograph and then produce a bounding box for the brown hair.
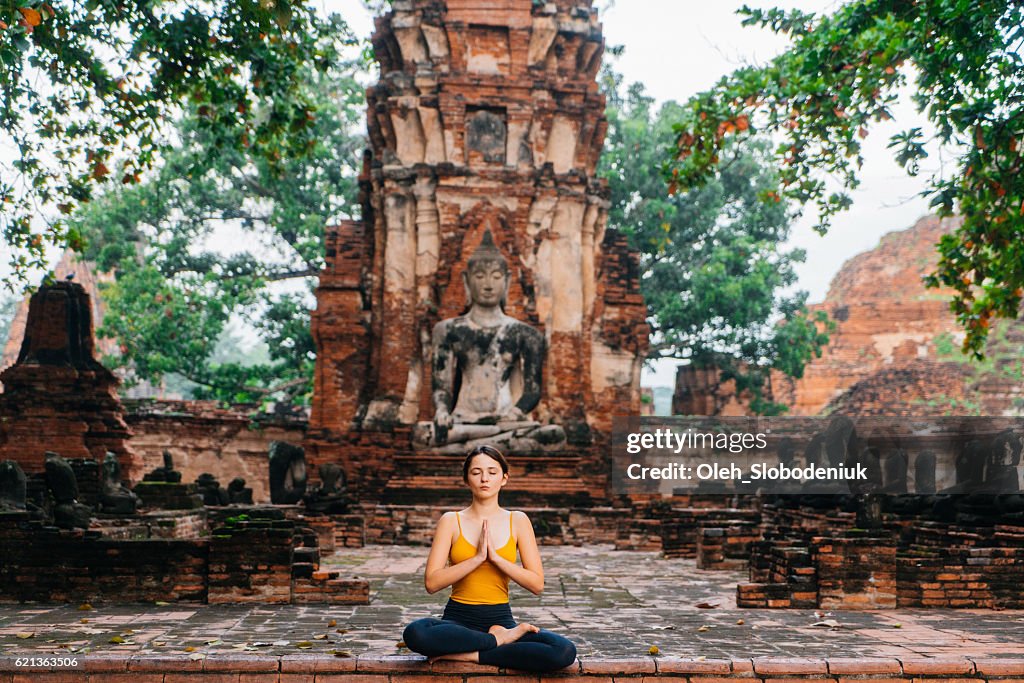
[462,444,509,482]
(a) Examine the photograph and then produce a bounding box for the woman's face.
[465,453,508,497]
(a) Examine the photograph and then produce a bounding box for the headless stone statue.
[304,463,349,514]
[422,230,565,453]
[144,450,182,483]
[44,451,92,529]
[227,477,253,504]
[0,460,27,511]
[196,473,229,506]
[99,451,139,514]
[981,428,1021,493]
[269,441,307,504]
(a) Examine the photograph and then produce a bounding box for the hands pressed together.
[474,519,505,567]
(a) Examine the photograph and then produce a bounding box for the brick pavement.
[1,545,1023,673]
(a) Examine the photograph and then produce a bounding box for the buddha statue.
[420,230,566,453]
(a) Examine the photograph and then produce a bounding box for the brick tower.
[308,0,648,516]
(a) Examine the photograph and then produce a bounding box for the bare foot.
[429,651,479,663]
[488,622,540,646]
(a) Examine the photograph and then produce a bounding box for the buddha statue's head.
[464,230,509,310]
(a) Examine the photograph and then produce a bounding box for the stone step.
[30,653,1024,679]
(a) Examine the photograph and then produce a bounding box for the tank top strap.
[455,511,463,537]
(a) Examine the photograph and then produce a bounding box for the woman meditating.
[402,445,577,671]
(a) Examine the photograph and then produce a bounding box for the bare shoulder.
[438,510,457,525]
[511,510,534,531]
[434,511,458,533]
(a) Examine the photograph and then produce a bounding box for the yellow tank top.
[449,511,517,605]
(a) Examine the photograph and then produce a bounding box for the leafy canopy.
[601,69,830,414]
[73,64,365,405]
[1,0,349,283]
[666,1,1024,359]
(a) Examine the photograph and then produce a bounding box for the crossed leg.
[402,618,539,662]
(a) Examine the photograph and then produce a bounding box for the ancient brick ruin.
[1,4,1022,618]
[0,280,367,605]
[674,216,1024,417]
[308,0,648,509]
[0,281,139,477]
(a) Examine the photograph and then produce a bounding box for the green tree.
[72,64,365,405]
[666,1,1024,358]
[601,71,830,414]
[1,0,351,284]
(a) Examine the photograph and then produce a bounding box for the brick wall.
[0,514,207,603]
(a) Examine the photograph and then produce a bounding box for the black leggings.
[403,600,576,672]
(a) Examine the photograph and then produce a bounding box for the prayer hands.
[475,519,488,563]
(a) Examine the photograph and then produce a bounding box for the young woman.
[402,445,577,671]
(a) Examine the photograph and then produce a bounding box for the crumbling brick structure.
[308,0,648,508]
[0,281,139,478]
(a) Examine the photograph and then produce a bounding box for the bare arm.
[487,511,544,595]
[424,514,487,594]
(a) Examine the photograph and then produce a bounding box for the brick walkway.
[1,545,1023,667]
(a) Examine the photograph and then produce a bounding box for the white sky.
[5,0,941,387]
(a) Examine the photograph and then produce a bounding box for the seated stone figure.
[418,230,566,454]
[269,441,307,504]
[99,451,139,514]
[304,463,349,514]
[227,477,253,504]
[144,450,182,483]
[0,460,27,511]
[196,473,229,506]
[44,451,92,529]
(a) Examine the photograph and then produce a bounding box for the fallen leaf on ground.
[77,603,93,611]
[313,634,328,640]
[333,650,353,658]
[695,601,719,609]
[205,639,222,645]
[648,645,660,655]
[155,601,170,607]
[80,619,89,623]
[153,641,166,646]
[188,653,206,661]
[295,641,313,649]
[696,625,710,632]
[183,646,196,652]
[892,623,902,628]
[736,619,745,625]
[16,632,34,639]
[109,636,125,644]
[811,619,842,628]
[328,619,337,627]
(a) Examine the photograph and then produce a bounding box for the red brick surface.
[900,659,975,675]
[753,659,830,675]
[827,660,903,675]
